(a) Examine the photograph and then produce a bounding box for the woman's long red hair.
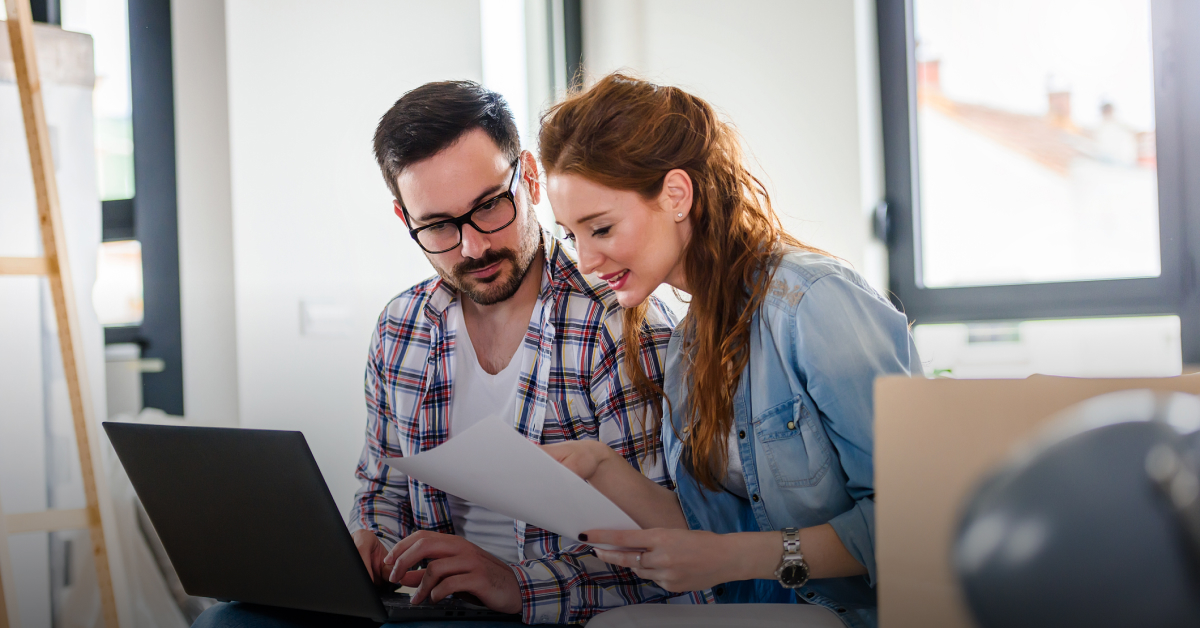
[539,73,826,490]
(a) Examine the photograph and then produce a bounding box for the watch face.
[780,561,810,587]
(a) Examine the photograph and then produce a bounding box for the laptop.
[102,422,521,623]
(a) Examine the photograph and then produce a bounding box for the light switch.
[299,300,353,337]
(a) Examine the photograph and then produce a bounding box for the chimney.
[1047,90,1071,128]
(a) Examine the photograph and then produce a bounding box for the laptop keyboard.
[379,591,520,621]
[381,591,481,610]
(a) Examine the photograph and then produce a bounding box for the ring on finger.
[637,551,643,564]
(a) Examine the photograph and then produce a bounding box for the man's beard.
[437,223,541,306]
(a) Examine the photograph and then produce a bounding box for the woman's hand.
[580,528,764,593]
[583,525,868,590]
[543,440,689,529]
[540,439,618,482]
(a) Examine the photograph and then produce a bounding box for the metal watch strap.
[782,527,802,557]
[775,527,810,589]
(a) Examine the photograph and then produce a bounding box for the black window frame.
[36,0,184,414]
[876,0,1200,364]
[563,0,583,89]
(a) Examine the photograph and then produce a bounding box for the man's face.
[396,129,542,305]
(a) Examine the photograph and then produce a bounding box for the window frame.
[876,0,1200,364]
[30,0,59,24]
[563,0,582,88]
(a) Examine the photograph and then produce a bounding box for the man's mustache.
[454,249,516,276]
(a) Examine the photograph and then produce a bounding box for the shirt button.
[715,587,725,596]
[752,494,760,502]
[837,607,847,613]
[787,421,796,430]
[738,430,746,439]
[805,592,815,599]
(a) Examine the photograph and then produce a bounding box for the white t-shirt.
[723,425,750,499]
[445,303,523,563]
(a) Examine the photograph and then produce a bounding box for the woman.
[538,74,920,628]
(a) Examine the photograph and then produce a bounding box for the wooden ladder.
[0,0,122,626]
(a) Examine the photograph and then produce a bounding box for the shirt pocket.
[753,395,833,488]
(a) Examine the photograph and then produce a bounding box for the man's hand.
[351,529,391,586]
[384,530,522,615]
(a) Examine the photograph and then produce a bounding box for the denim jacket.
[661,251,921,628]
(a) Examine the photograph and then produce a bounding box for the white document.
[382,419,640,549]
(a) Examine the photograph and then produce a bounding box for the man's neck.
[459,248,545,374]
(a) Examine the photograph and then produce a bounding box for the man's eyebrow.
[468,183,507,208]
[410,183,507,224]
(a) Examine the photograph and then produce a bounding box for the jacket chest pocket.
[753,396,833,488]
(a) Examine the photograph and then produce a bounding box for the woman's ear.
[521,150,542,206]
[661,169,693,221]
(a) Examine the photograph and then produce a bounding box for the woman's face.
[547,170,693,308]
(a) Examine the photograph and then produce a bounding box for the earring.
[676,213,683,218]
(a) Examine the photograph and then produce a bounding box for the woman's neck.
[664,250,690,294]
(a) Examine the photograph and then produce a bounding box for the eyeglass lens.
[416,196,516,253]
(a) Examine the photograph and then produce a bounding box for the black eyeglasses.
[402,160,522,254]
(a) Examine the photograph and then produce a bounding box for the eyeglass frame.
[401,159,523,254]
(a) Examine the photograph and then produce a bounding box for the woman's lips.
[599,269,630,290]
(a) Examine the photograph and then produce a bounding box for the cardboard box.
[875,375,1200,628]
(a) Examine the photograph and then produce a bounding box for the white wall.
[222,0,483,514]
[172,0,240,426]
[581,0,888,287]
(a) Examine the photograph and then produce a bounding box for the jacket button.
[715,587,725,596]
[787,420,796,430]
[805,592,815,599]
[752,494,760,502]
[738,430,746,439]
[837,607,847,613]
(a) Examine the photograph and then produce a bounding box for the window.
[62,0,135,202]
[877,0,1200,370]
[479,0,582,235]
[53,0,183,413]
[914,0,1159,288]
[93,240,143,326]
[915,315,1181,378]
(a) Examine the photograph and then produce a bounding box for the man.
[193,82,699,628]
[341,81,704,625]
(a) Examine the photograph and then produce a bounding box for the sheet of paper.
[382,419,640,549]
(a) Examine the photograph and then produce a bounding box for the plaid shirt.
[348,232,708,624]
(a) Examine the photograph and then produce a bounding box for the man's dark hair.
[374,80,521,203]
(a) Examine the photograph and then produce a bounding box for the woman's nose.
[575,240,604,275]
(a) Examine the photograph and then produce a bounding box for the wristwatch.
[774,527,810,589]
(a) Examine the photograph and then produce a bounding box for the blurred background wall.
[172,0,239,430]
[583,0,888,288]
[183,0,484,514]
